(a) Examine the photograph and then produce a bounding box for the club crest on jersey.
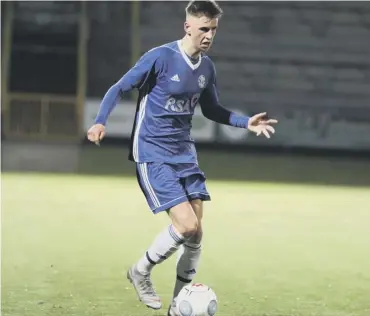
[198,75,206,88]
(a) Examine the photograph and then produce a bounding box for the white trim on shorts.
[138,163,161,208]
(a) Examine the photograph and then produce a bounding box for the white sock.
[172,241,201,300]
[136,224,185,275]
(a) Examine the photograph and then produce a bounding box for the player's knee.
[190,226,203,244]
[169,202,200,239]
[172,215,198,239]
[178,217,199,239]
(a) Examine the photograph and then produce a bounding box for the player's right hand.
[87,124,106,146]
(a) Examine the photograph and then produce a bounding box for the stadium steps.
[87,2,132,98]
[138,1,370,111]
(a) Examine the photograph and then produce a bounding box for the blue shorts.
[136,162,211,214]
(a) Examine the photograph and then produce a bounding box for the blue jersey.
[130,41,215,164]
[94,40,250,164]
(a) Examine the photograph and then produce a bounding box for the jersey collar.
[177,40,202,71]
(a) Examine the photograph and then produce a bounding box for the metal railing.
[1,2,88,142]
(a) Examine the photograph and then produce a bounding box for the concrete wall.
[2,141,80,173]
[3,141,370,187]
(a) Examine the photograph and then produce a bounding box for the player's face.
[185,15,218,53]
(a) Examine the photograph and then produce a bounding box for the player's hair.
[185,1,223,19]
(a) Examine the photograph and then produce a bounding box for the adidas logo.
[170,74,180,82]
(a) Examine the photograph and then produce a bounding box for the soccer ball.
[175,283,218,316]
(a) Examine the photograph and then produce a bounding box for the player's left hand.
[247,112,278,139]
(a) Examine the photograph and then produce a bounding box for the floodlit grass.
[2,173,370,316]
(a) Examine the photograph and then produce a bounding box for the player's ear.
[184,21,191,36]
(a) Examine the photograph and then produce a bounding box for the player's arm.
[199,81,251,128]
[87,49,163,144]
[199,63,278,138]
[94,49,162,125]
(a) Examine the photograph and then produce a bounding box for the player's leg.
[168,200,205,316]
[135,200,199,274]
[173,199,203,298]
[127,162,199,310]
[168,165,210,315]
[129,201,198,310]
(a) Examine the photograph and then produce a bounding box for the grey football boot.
[126,265,162,310]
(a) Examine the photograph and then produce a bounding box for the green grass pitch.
[2,173,370,316]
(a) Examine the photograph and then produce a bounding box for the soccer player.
[87,1,277,314]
